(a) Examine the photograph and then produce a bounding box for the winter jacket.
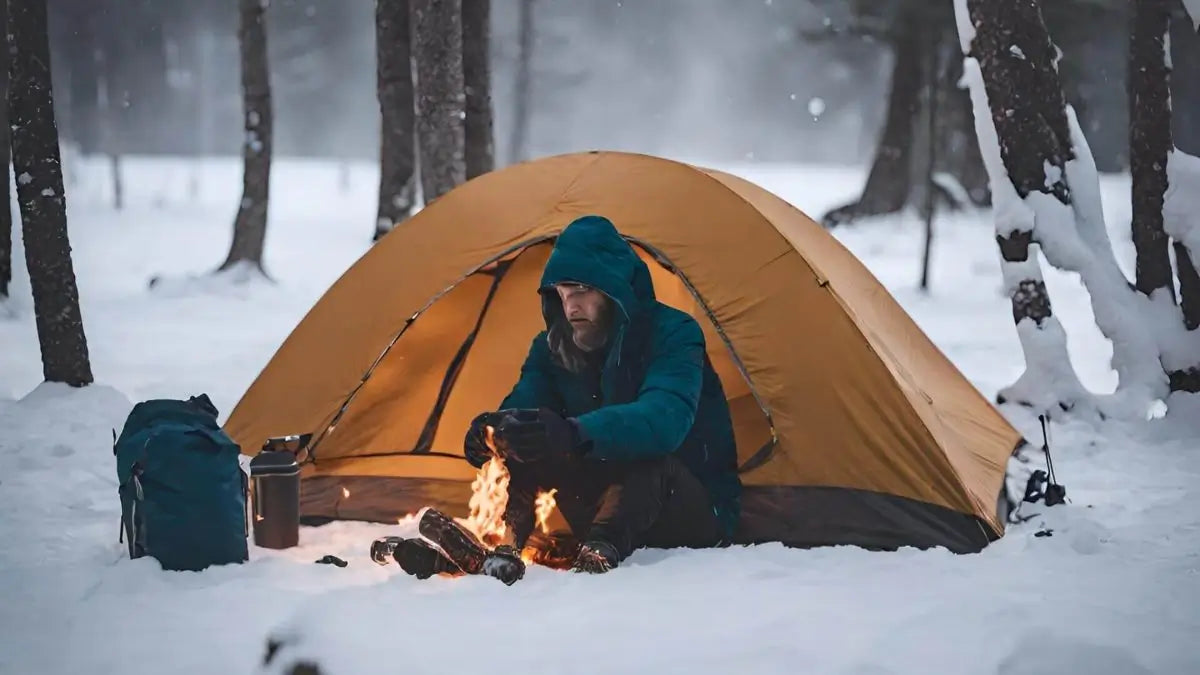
[499,215,742,538]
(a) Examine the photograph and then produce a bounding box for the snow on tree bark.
[508,0,534,165]
[412,0,465,204]
[221,0,273,273]
[463,0,494,180]
[8,0,93,385]
[1164,149,1200,391]
[374,0,416,242]
[957,0,1172,415]
[1129,2,1200,394]
[953,0,1088,412]
[1129,0,1175,300]
[0,0,11,300]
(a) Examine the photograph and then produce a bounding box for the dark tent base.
[298,475,1000,555]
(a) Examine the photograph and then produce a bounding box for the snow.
[1183,0,1200,32]
[952,0,976,54]
[1164,148,1200,257]
[3,155,1200,674]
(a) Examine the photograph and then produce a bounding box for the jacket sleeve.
[499,332,564,412]
[574,316,703,460]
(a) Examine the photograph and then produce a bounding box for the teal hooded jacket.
[499,215,742,538]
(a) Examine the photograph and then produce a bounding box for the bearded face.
[554,282,612,352]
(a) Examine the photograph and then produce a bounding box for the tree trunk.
[221,0,272,273]
[412,0,465,204]
[8,0,93,386]
[961,0,1171,413]
[956,0,1090,412]
[463,0,494,180]
[508,0,534,165]
[0,0,11,300]
[1176,242,1200,331]
[920,33,939,291]
[374,0,416,242]
[820,8,924,228]
[935,45,991,208]
[1129,0,1175,299]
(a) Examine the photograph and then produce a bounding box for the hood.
[538,215,655,326]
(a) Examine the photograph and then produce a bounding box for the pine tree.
[0,0,11,301]
[8,0,93,385]
[221,0,273,274]
[463,0,494,179]
[412,0,465,203]
[374,0,417,242]
[508,0,535,164]
[1129,0,1175,300]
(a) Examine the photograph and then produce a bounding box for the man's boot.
[418,508,525,585]
[394,538,464,579]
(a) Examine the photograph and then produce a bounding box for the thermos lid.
[250,449,301,477]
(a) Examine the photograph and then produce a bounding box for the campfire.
[454,425,563,559]
[377,425,573,579]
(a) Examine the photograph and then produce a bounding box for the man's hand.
[494,408,582,463]
[463,411,505,468]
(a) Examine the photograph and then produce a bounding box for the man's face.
[555,283,610,351]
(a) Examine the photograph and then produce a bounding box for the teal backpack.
[114,394,249,571]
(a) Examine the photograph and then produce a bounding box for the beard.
[570,319,608,352]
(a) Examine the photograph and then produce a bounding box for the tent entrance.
[304,238,775,472]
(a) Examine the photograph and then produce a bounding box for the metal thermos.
[249,446,301,549]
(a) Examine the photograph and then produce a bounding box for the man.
[464,214,741,574]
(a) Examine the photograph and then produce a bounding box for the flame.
[456,425,511,548]
[534,488,558,534]
[341,487,350,499]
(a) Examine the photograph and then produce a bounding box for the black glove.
[494,408,582,464]
[463,411,505,468]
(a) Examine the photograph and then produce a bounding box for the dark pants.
[505,454,721,561]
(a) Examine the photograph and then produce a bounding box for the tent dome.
[225,150,1020,553]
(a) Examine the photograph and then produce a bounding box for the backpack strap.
[118,463,146,558]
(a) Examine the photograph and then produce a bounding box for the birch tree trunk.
[463,0,494,179]
[412,0,464,204]
[374,0,416,242]
[8,0,93,385]
[221,0,273,274]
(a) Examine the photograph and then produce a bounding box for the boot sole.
[394,539,460,579]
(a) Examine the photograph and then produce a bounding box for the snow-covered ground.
[1,156,1197,674]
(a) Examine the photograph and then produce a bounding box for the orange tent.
[225,151,1021,553]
